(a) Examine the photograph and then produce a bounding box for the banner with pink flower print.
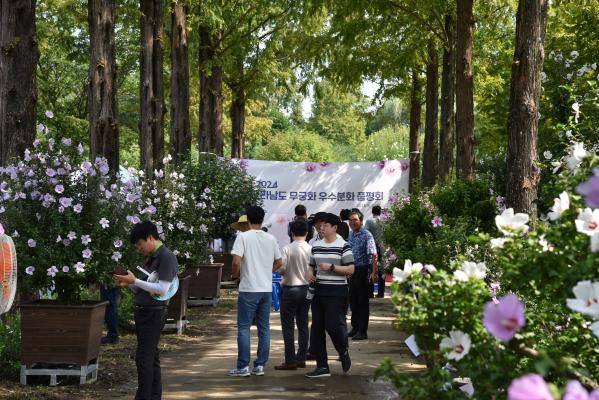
[236,159,409,246]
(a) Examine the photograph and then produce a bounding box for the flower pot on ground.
[164,274,190,335]
[182,263,223,307]
[212,252,233,282]
[20,300,108,368]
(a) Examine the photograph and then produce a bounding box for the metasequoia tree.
[505,0,548,214]
[0,0,38,166]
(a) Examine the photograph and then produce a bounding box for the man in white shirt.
[275,220,313,370]
[228,206,283,377]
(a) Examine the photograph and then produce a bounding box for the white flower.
[572,102,581,123]
[495,208,529,236]
[99,217,110,229]
[543,150,553,160]
[423,264,437,274]
[566,281,599,318]
[453,261,487,282]
[565,142,588,172]
[591,321,599,338]
[547,191,570,221]
[570,50,579,59]
[74,262,85,273]
[392,259,423,283]
[575,208,599,236]
[490,238,510,249]
[440,330,472,361]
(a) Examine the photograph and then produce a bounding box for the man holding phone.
[113,221,178,400]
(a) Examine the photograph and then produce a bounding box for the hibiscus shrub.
[379,142,599,399]
[186,156,262,244]
[0,121,139,304]
[383,179,496,271]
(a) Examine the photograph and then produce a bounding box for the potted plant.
[0,120,140,379]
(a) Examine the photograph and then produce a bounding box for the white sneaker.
[252,365,265,376]
[228,366,250,377]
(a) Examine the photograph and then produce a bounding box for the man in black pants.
[275,220,313,370]
[347,209,378,341]
[305,213,355,378]
[114,221,178,400]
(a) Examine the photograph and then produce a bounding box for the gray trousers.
[280,285,310,364]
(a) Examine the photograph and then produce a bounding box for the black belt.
[135,305,167,310]
[355,264,371,268]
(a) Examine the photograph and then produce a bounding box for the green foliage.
[254,129,336,162]
[309,80,369,146]
[356,126,409,161]
[0,313,21,379]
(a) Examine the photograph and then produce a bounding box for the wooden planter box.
[20,300,108,367]
[183,263,223,307]
[164,275,190,335]
[212,252,233,282]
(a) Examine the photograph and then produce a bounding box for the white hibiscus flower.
[454,261,487,282]
[440,330,472,361]
[547,191,570,221]
[495,208,529,236]
[566,281,599,318]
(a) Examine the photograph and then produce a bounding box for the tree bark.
[0,0,38,166]
[169,0,190,164]
[439,13,456,181]
[198,25,212,153]
[139,0,164,177]
[506,0,548,214]
[230,84,245,159]
[422,44,439,188]
[88,0,119,173]
[408,71,422,194]
[210,31,224,156]
[455,0,475,180]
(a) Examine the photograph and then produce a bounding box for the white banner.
[239,159,409,246]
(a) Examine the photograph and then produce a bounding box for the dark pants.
[280,285,310,364]
[100,286,120,341]
[309,294,348,369]
[349,266,370,335]
[377,269,385,296]
[134,307,167,400]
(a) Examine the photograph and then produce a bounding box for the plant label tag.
[405,334,421,357]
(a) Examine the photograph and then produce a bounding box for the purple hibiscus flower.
[483,293,525,341]
[59,197,73,208]
[577,168,599,208]
[55,184,65,194]
[305,163,317,172]
[563,380,599,400]
[507,374,552,400]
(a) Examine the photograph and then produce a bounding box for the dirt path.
[160,296,424,400]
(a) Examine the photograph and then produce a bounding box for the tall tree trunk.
[455,0,475,180]
[169,0,190,164]
[0,0,38,166]
[230,84,245,158]
[88,0,119,172]
[198,26,212,153]
[139,0,164,176]
[210,31,224,156]
[408,71,422,194]
[439,13,456,181]
[422,44,439,188]
[506,0,548,214]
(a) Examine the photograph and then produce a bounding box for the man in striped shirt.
[305,213,355,378]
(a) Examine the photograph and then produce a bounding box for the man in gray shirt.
[114,221,178,400]
[275,220,313,370]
